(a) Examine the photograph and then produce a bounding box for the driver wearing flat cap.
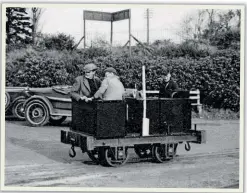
[70,63,101,102]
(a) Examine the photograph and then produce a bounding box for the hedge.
[6,48,240,111]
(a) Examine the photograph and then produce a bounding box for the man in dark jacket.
[70,63,101,102]
[159,68,179,155]
[159,68,178,98]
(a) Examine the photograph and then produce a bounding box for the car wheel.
[5,92,10,111]
[25,100,49,127]
[49,116,67,125]
[12,98,26,120]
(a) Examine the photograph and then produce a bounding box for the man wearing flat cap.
[91,67,125,101]
[70,63,101,102]
[159,67,178,98]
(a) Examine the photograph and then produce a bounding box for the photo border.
[1,3,245,192]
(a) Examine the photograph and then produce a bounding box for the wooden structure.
[61,97,206,167]
[83,9,131,56]
[145,89,202,115]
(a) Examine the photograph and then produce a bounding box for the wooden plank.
[146,90,159,94]
[189,96,200,100]
[190,90,200,94]
[84,10,112,21]
[112,9,130,21]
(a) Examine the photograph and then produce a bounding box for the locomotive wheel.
[5,92,10,112]
[99,147,129,167]
[134,144,152,158]
[12,99,26,120]
[49,116,67,125]
[25,100,49,127]
[152,144,177,163]
[87,150,100,164]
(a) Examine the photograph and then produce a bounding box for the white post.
[142,65,149,136]
[142,66,146,118]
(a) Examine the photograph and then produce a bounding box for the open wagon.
[61,95,206,167]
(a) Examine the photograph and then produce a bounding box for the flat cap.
[83,63,97,72]
[161,66,171,75]
[104,67,117,75]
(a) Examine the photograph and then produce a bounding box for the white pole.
[142,66,147,118]
[142,65,149,136]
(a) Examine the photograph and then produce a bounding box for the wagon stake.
[185,142,191,151]
[69,145,76,158]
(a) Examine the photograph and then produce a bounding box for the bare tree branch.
[30,8,45,45]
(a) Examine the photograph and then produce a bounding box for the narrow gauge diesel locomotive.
[61,91,206,167]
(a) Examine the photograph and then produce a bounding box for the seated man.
[92,67,125,101]
[159,68,178,98]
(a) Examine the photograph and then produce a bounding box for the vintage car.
[23,85,72,127]
[5,87,27,120]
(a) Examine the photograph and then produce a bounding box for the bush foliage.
[6,47,240,111]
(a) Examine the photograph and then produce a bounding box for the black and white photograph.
[1,3,245,192]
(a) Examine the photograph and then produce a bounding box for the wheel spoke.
[12,99,26,120]
[25,101,49,126]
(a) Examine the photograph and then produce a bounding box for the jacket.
[70,75,101,101]
[94,76,125,100]
[159,79,178,98]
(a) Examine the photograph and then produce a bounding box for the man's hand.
[80,96,86,101]
[85,97,93,102]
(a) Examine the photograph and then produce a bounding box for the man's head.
[159,67,171,83]
[84,63,97,79]
[163,70,171,83]
[104,67,117,78]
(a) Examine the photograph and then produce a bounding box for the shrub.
[36,33,76,51]
[6,48,240,111]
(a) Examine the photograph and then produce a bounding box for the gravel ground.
[3,118,241,190]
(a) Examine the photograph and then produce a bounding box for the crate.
[71,100,126,139]
[125,98,192,135]
[71,98,192,139]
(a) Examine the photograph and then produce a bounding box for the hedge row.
[6,48,240,111]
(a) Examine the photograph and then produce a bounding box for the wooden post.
[196,89,203,116]
[142,66,147,118]
[147,8,149,45]
[142,65,149,136]
[110,20,113,50]
[129,9,131,57]
[84,18,86,49]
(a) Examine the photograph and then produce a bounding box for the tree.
[236,10,241,28]
[30,8,45,45]
[178,10,206,41]
[202,10,240,49]
[194,10,206,40]
[38,33,76,50]
[6,7,32,45]
[218,10,235,31]
[179,15,194,40]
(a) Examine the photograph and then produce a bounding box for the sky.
[38,6,196,47]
